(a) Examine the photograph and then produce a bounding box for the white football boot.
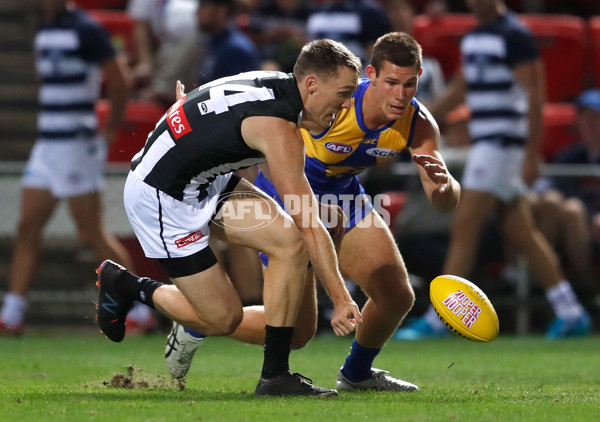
[165,322,204,379]
[336,367,419,392]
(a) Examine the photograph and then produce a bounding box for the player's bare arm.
[242,115,362,335]
[409,105,460,213]
[514,59,545,186]
[428,71,467,123]
[101,56,130,147]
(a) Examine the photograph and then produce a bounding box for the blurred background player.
[395,0,591,341]
[529,89,600,294]
[245,0,310,72]
[127,0,201,108]
[305,0,391,68]
[195,0,260,86]
[166,32,460,390]
[0,0,153,334]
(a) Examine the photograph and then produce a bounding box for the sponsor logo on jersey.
[366,147,402,158]
[175,230,204,248]
[325,142,353,154]
[167,95,192,139]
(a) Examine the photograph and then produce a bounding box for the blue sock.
[184,328,205,339]
[341,338,381,382]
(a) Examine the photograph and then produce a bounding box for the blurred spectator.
[386,0,445,105]
[127,0,201,107]
[0,0,154,335]
[530,89,600,290]
[196,0,260,85]
[395,0,590,340]
[305,0,391,67]
[246,0,310,72]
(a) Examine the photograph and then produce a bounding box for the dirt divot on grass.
[103,365,186,390]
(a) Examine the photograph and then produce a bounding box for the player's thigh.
[17,187,58,232]
[338,210,408,296]
[171,262,243,329]
[451,189,499,233]
[210,178,303,258]
[501,197,538,246]
[68,191,103,232]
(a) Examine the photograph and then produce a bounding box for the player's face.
[303,66,358,130]
[367,61,420,122]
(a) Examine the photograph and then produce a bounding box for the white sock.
[1,293,27,327]
[546,281,585,321]
[127,301,152,323]
[424,305,448,332]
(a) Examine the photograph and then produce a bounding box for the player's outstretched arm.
[243,116,362,335]
[409,105,460,213]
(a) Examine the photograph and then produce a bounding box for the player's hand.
[320,203,347,240]
[330,300,362,336]
[522,151,540,186]
[175,80,186,101]
[413,154,450,193]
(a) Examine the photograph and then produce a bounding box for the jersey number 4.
[198,84,275,115]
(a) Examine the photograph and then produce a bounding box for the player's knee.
[203,308,243,336]
[270,226,308,263]
[290,324,317,350]
[291,337,311,350]
[391,282,415,315]
[372,277,415,317]
[561,198,585,219]
[542,189,564,206]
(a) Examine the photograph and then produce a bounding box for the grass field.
[1,329,599,421]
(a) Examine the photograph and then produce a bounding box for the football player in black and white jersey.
[96,39,363,397]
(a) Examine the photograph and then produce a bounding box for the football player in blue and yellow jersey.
[168,33,461,391]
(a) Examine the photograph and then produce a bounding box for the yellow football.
[430,275,499,342]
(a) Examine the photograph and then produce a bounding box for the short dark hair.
[370,32,422,75]
[294,39,362,81]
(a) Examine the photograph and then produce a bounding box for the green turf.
[0,331,598,421]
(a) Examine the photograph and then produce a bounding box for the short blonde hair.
[294,39,362,81]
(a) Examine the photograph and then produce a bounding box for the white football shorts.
[461,141,527,202]
[22,138,106,198]
[123,171,234,259]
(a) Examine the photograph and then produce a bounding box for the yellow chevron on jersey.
[302,79,421,182]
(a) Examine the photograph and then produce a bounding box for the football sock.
[184,328,206,339]
[424,305,447,331]
[261,325,293,379]
[0,293,27,327]
[546,281,586,321]
[341,338,380,382]
[114,271,163,309]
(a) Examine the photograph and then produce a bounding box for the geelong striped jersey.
[34,7,115,143]
[130,71,303,203]
[461,12,539,146]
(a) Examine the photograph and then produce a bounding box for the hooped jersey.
[131,71,303,203]
[302,78,420,192]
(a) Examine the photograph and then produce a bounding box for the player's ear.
[419,67,423,77]
[305,75,317,94]
[365,65,376,84]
